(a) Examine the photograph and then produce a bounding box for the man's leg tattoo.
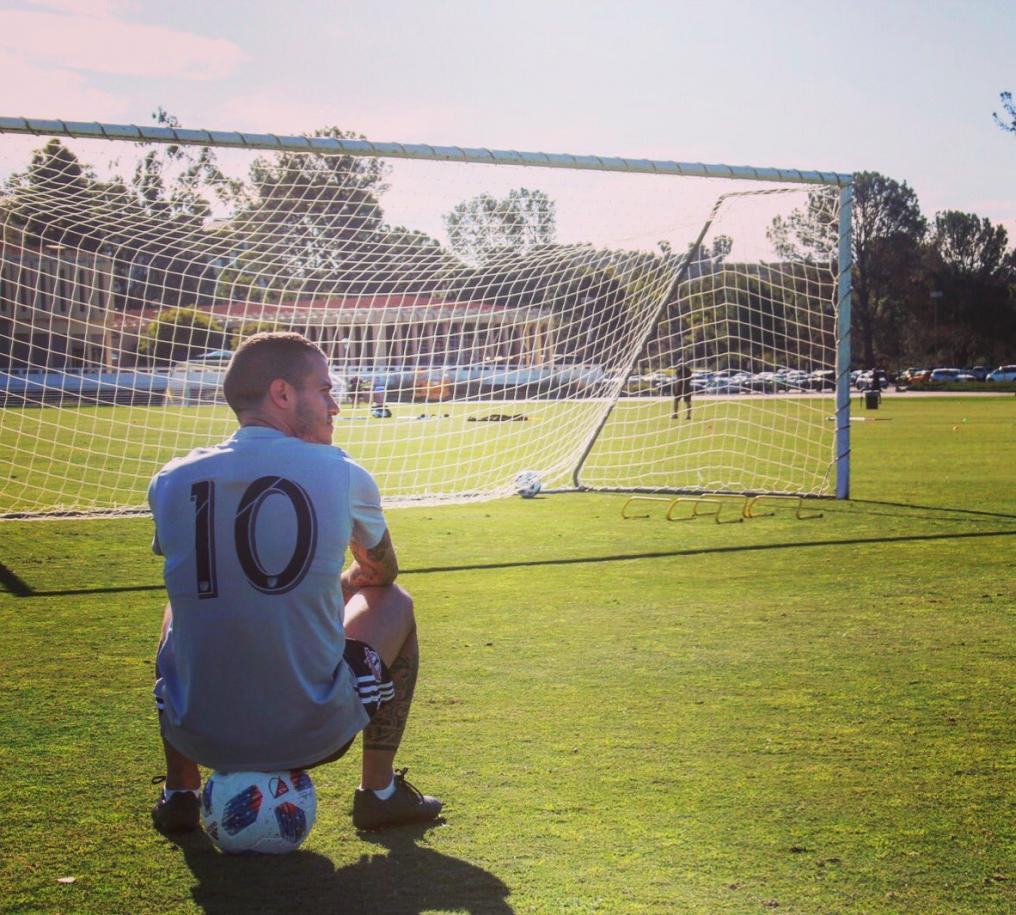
[363,642,419,753]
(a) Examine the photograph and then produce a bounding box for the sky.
[0,0,1013,245]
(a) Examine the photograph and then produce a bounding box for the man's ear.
[266,377,293,409]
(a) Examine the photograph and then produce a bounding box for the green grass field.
[1,396,1014,913]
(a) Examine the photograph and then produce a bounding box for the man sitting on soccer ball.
[149,332,442,834]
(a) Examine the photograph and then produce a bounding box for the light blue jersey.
[149,425,387,771]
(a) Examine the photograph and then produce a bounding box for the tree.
[994,91,1016,134]
[444,188,556,264]
[3,139,110,252]
[851,173,929,366]
[330,224,463,296]
[661,234,734,273]
[932,211,1014,280]
[138,307,228,366]
[3,111,245,313]
[768,172,927,367]
[130,108,245,217]
[768,188,839,263]
[925,211,1016,363]
[113,108,245,310]
[216,126,392,300]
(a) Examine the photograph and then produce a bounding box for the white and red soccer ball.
[200,769,317,854]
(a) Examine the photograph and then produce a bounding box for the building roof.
[111,294,551,332]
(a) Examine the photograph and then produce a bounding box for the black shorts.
[344,638,394,719]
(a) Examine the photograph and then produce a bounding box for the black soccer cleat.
[151,787,200,834]
[352,768,443,831]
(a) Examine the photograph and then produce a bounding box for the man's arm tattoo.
[365,537,391,563]
[344,531,398,589]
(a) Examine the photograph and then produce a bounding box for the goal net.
[0,118,850,517]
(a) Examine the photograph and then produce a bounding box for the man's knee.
[378,583,414,632]
[345,584,416,658]
[347,580,414,633]
[358,583,413,616]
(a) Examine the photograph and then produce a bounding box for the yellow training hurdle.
[621,493,824,522]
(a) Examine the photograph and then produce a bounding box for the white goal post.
[0,116,852,518]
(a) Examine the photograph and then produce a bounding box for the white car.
[808,370,836,391]
[782,370,811,391]
[749,371,787,392]
[987,365,1016,382]
[929,368,974,383]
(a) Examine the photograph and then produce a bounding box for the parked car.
[929,368,975,383]
[898,367,923,384]
[748,371,787,392]
[179,349,233,366]
[808,370,836,390]
[702,373,752,395]
[987,365,1016,382]
[968,365,992,381]
[782,369,811,391]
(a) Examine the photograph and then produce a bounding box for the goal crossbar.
[0,116,853,187]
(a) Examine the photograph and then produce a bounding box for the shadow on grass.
[2,530,1016,597]
[825,498,1016,523]
[168,822,512,915]
[406,527,1016,575]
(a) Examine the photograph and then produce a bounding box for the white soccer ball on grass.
[514,470,542,498]
[200,769,317,854]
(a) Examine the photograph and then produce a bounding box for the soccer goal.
[0,116,852,518]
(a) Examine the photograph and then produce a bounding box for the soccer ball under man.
[200,769,317,854]
[514,470,542,498]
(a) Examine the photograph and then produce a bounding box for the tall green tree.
[200,126,463,302]
[3,139,109,252]
[115,108,244,310]
[852,173,928,366]
[768,172,927,367]
[768,188,839,265]
[932,211,1014,279]
[925,211,1016,363]
[129,108,245,219]
[361,225,463,295]
[3,111,243,312]
[444,188,556,264]
[219,126,390,299]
